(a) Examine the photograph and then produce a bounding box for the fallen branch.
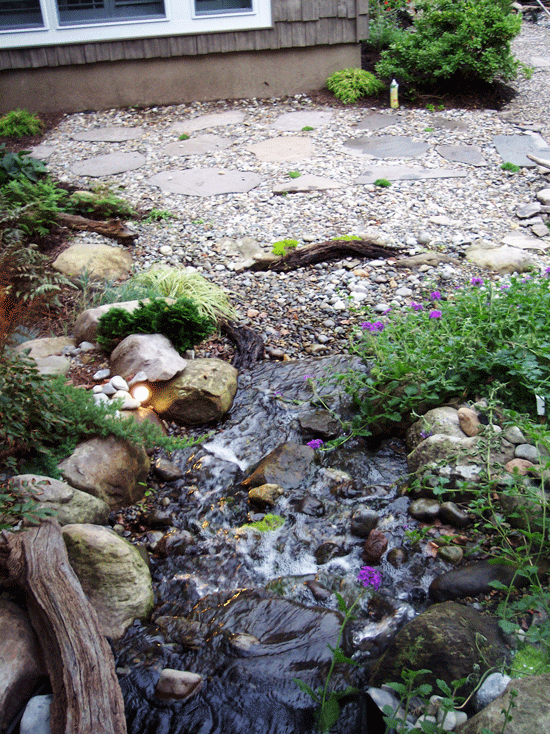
[221,321,264,370]
[527,153,550,171]
[0,520,127,734]
[253,238,403,272]
[57,212,138,244]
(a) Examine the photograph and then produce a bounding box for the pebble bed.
[42,18,550,361]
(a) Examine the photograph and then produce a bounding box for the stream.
[114,356,449,733]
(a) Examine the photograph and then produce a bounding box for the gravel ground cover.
[39,17,550,361]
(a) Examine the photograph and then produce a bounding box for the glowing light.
[131,384,151,403]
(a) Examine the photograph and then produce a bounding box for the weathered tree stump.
[221,321,264,370]
[0,520,127,734]
[57,212,138,244]
[252,238,402,272]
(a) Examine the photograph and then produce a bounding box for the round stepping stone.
[343,135,429,158]
[170,111,246,134]
[432,117,469,131]
[355,165,467,184]
[30,144,56,159]
[356,113,396,131]
[247,136,315,162]
[435,144,487,166]
[272,174,344,193]
[148,168,261,196]
[72,126,145,142]
[70,152,146,177]
[163,134,235,157]
[493,133,550,167]
[270,110,334,130]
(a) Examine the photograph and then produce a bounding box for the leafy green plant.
[375,0,522,88]
[178,133,190,140]
[143,208,175,223]
[0,109,43,138]
[66,185,137,220]
[0,477,56,531]
[0,144,47,185]
[326,68,385,103]
[272,239,299,257]
[99,264,237,323]
[96,296,215,353]
[424,127,434,132]
[302,126,314,131]
[501,161,520,172]
[245,514,285,532]
[0,176,68,237]
[288,171,301,179]
[365,11,408,52]
[374,178,392,188]
[0,350,196,475]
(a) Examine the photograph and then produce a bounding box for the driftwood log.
[255,238,403,272]
[221,321,264,370]
[57,212,138,244]
[0,520,127,734]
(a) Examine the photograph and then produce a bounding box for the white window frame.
[0,0,271,48]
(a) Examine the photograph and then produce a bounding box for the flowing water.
[114,356,446,733]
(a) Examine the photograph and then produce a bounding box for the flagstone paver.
[344,135,430,158]
[163,134,235,157]
[431,117,469,132]
[269,110,334,130]
[72,127,145,142]
[531,56,550,68]
[435,144,487,166]
[272,174,344,194]
[356,113,398,131]
[30,144,56,159]
[70,152,146,177]
[493,133,550,166]
[148,168,262,196]
[501,231,550,250]
[170,111,247,134]
[355,165,467,184]
[246,137,315,162]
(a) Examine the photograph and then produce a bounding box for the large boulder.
[0,600,45,732]
[241,442,316,490]
[465,244,535,274]
[73,298,174,345]
[369,602,509,695]
[7,474,110,525]
[62,523,154,639]
[456,674,550,734]
[406,407,466,450]
[52,241,133,282]
[110,333,187,382]
[58,436,150,508]
[429,560,521,602]
[149,358,238,425]
[14,336,75,359]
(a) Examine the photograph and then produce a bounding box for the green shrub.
[0,350,194,475]
[365,11,408,52]
[66,185,137,220]
[375,0,522,87]
[501,161,521,172]
[326,68,386,103]
[0,176,67,237]
[272,239,299,257]
[96,296,216,353]
[0,109,43,138]
[374,178,392,187]
[0,143,47,185]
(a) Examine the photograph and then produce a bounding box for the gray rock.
[504,426,527,444]
[72,126,145,141]
[155,669,204,701]
[148,168,262,197]
[493,134,550,167]
[242,442,315,490]
[465,244,536,274]
[409,498,441,522]
[407,434,479,474]
[356,113,395,131]
[356,165,466,184]
[536,188,550,205]
[407,407,465,449]
[170,110,246,133]
[163,134,234,157]
[474,672,512,711]
[272,174,344,193]
[344,135,429,159]
[58,436,150,508]
[62,523,154,639]
[429,560,521,602]
[350,507,379,537]
[435,144,487,166]
[437,545,464,565]
[70,151,146,177]
[270,110,334,130]
[515,443,541,462]
[20,694,52,734]
[14,336,75,359]
[246,137,315,162]
[110,333,187,382]
[439,501,470,528]
[517,202,542,218]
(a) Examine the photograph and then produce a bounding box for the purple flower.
[419,429,433,439]
[272,391,283,397]
[410,302,424,311]
[360,321,372,330]
[500,284,510,290]
[430,291,442,301]
[303,374,314,380]
[357,566,382,591]
[371,321,385,332]
[545,267,550,275]
[382,307,392,314]
[429,310,442,319]
[470,277,484,286]
[307,439,324,450]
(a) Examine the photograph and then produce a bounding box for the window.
[0,0,44,29]
[57,0,165,24]
[195,0,252,16]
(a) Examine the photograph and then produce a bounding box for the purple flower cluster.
[303,374,314,381]
[307,439,324,450]
[357,566,383,591]
[429,310,442,319]
[471,277,484,286]
[361,321,385,332]
[410,302,424,311]
[430,291,442,301]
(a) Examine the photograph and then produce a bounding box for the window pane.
[57,0,165,23]
[195,0,252,15]
[0,0,44,28]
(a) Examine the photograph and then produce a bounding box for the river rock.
[407,407,465,449]
[58,436,150,508]
[149,358,238,424]
[19,694,52,734]
[362,528,388,565]
[429,560,521,602]
[52,241,133,281]
[369,602,509,694]
[62,523,154,639]
[152,457,184,482]
[457,407,482,436]
[0,600,45,733]
[248,483,284,508]
[439,501,470,528]
[155,669,204,701]
[474,672,512,711]
[456,674,550,734]
[409,498,441,522]
[298,409,341,439]
[350,507,379,537]
[497,485,547,532]
[387,546,408,567]
[14,335,75,359]
[437,545,463,565]
[7,474,110,525]
[242,442,315,490]
[315,541,344,564]
[110,333,187,382]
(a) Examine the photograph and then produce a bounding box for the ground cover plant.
[0,109,43,139]
[326,68,386,103]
